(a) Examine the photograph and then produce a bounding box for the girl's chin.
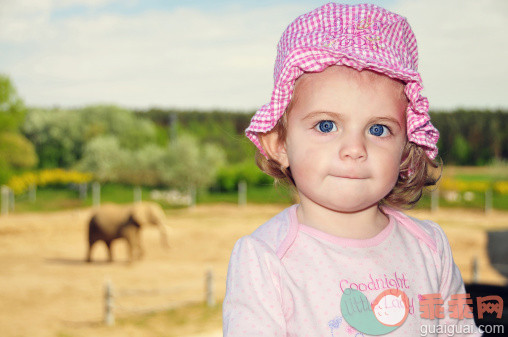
[310,199,381,214]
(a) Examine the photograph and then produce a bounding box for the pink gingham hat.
[246,2,439,159]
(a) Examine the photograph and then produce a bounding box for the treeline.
[430,110,507,165]
[136,108,255,163]
[138,108,508,166]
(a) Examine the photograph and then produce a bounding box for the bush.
[214,160,273,191]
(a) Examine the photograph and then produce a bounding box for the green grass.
[444,164,508,181]
[9,183,294,214]
[11,184,156,213]
[198,184,294,205]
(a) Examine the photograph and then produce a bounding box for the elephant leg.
[134,228,144,260]
[137,240,144,260]
[106,241,113,262]
[122,228,134,262]
[123,226,141,262]
[126,238,134,263]
[86,241,95,263]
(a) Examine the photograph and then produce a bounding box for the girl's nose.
[338,132,367,161]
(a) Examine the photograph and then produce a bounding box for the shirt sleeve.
[223,236,287,336]
[431,223,483,337]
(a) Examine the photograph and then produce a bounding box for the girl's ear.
[259,132,289,168]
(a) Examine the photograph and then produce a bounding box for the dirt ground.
[0,204,506,337]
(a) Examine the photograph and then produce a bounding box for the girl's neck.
[296,199,389,240]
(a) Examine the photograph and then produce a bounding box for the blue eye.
[316,120,337,133]
[369,124,389,137]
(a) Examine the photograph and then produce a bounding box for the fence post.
[134,185,142,203]
[79,183,88,200]
[485,189,493,214]
[92,182,101,207]
[190,184,196,209]
[1,185,9,216]
[238,180,247,207]
[205,269,215,307]
[104,279,115,326]
[29,184,36,203]
[9,188,14,211]
[431,188,439,213]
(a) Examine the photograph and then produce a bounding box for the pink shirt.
[223,205,481,336]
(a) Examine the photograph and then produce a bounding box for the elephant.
[86,201,169,263]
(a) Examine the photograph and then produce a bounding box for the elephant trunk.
[158,222,170,249]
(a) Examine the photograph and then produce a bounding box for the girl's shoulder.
[241,205,297,259]
[383,206,451,255]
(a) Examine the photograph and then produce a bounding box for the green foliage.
[23,105,157,169]
[74,135,128,182]
[75,133,225,190]
[0,75,35,184]
[156,134,226,191]
[430,110,508,165]
[80,105,156,150]
[137,109,255,163]
[450,134,470,165]
[214,160,273,191]
[0,132,37,169]
[0,74,26,132]
[0,157,12,185]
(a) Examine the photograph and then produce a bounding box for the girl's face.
[279,66,407,213]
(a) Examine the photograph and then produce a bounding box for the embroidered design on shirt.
[327,316,342,337]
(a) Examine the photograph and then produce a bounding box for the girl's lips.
[331,174,367,179]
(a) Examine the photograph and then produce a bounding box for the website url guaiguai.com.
[420,323,504,336]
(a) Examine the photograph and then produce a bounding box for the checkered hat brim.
[246,3,439,160]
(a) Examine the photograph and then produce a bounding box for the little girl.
[223,3,481,336]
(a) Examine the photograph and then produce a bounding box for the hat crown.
[274,3,418,82]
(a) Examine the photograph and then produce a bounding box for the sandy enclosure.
[0,204,506,337]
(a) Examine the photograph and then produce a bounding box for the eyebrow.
[302,111,343,121]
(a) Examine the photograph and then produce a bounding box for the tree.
[74,135,128,182]
[23,105,158,169]
[80,105,156,151]
[0,132,37,169]
[451,134,471,165]
[0,75,37,184]
[0,74,26,132]
[75,133,225,190]
[157,134,225,191]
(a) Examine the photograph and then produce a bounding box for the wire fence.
[103,269,215,326]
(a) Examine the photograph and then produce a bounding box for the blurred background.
[0,0,507,336]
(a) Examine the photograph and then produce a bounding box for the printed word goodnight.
[339,272,409,293]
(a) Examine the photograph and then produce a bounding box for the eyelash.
[313,120,392,137]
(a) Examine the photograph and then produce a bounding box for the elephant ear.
[130,203,148,227]
[146,202,168,226]
[130,201,165,227]
[130,201,170,248]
